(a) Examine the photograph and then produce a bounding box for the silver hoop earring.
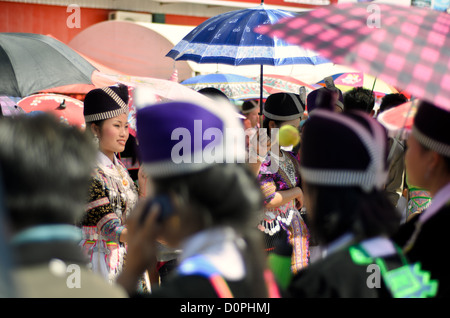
[93,135,99,147]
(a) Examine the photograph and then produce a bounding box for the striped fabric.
[412,126,450,157]
[299,109,388,192]
[84,86,129,122]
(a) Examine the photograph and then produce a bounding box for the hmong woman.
[394,101,450,298]
[256,93,310,275]
[78,85,139,286]
[116,100,280,298]
[288,108,408,297]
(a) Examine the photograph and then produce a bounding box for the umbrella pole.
[260,64,264,128]
[371,77,377,95]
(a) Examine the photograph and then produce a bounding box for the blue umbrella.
[181,73,269,102]
[167,3,329,114]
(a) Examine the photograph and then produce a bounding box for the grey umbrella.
[0,33,97,97]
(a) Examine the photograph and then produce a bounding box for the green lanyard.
[349,242,438,298]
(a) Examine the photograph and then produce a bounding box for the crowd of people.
[0,78,449,300]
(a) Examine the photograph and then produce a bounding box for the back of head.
[0,114,96,231]
[379,93,408,114]
[343,87,375,114]
[300,109,400,244]
[262,92,304,129]
[136,98,267,296]
[241,99,258,115]
[307,87,344,113]
[153,163,263,229]
[197,87,230,103]
[412,100,450,172]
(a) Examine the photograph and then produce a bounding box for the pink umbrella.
[96,73,213,137]
[255,3,450,112]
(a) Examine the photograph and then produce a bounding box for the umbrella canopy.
[167,4,329,115]
[315,72,398,98]
[255,3,450,112]
[0,96,25,117]
[181,73,269,101]
[377,100,419,139]
[18,94,86,130]
[97,73,215,137]
[0,33,97,97]
[166,4,327,66]
[98,73,212,104]
[255,74,316,95]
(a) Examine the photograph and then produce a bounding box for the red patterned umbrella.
[255,3,450,112]
[18,94,85,130]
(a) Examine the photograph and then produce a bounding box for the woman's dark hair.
[153,163,269,297]
[445,156,450,174]
[343,87,375,114]
[306,184,401,246]
[262,117,283,138]
[379,93,408,113]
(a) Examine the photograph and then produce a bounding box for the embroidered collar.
[97,151,118,169]
[324,232,355,257]
[325,233,396,259]
[180,227,246,281]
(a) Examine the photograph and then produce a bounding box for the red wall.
[0,0,336,43]
[225,0,339,9]
[0,2,109,44]
[165,14,209,26]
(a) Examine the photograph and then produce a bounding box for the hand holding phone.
[140,195,174,224]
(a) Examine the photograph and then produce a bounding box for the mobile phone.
[140,194,174,224]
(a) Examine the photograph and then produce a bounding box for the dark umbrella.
[0,33,97,97]
[255,3,450,111]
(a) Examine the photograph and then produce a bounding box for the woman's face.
[405,134,430,188]
[97,113,129,158]
[246,108,260,128]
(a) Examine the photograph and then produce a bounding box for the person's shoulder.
[289,248,385,298]
[13,265,128,298]
[419,203,450,234]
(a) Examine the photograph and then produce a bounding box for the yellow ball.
[278,124,300,147]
